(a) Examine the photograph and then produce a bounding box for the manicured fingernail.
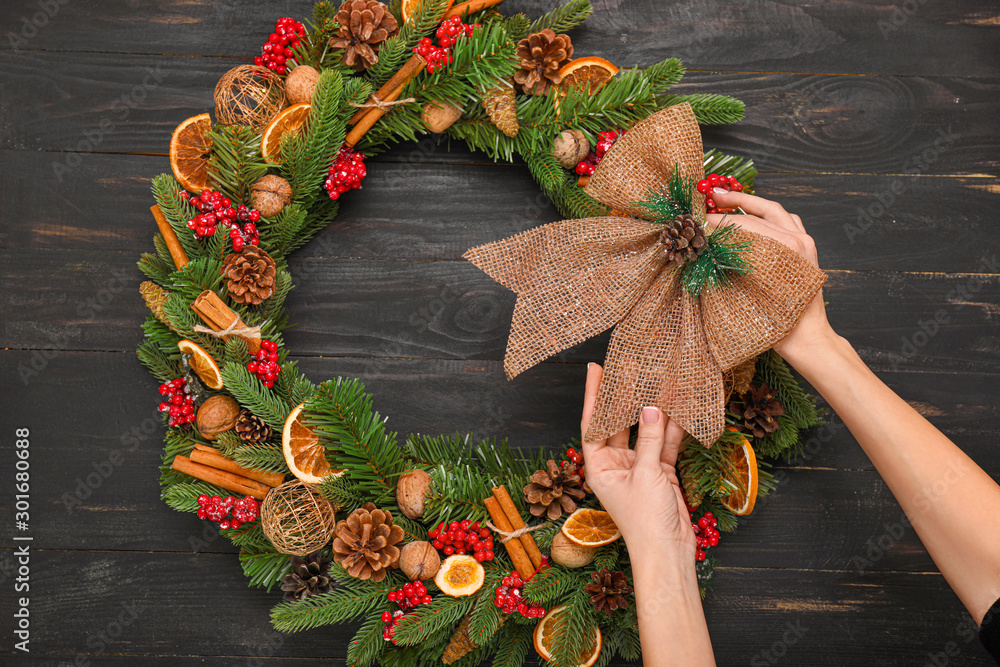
[712,187,729,195]
[641,406,659,424]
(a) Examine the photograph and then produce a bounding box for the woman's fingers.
[608,428,630,449]
[581,363,606,458]
[634,406,666,469]
[660,417,686,468]
[712,189,799,234]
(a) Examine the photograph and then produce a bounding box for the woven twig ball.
[261,480,336,556]
[214,65,286,131]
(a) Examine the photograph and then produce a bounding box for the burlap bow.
[464,103,826,444]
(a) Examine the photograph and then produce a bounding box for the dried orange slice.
[169,113,213,193]
[434,554,484,597]
[556,57,619,95]
[177,339,223,390]
[261,103,311,164]
[282,402,342,484]
[560,508,621,547]
[720,432,758,516]
[533,605,603,666]
[402,0,455,23]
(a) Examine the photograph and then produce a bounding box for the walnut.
[420,101,463,133]
[251,175,293,218]
[196,395,241,440]
[285,64,320,105]
[552,129,590,169]
[396,469,432,519]
[549,531,597,568]
[399,541,441,581]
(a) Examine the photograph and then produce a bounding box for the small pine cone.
[482,78,519,137]
[139,281,170,325]
[680,465,705,508]
[223,246,277,305]
[524,459,587,521]
[442,614,477,665]
[728,383,786,439]
[235,409,272,444]
[330,0,398,70]
[659,213,707,265]
[584,568,632,615]
[725,357,758,397]
[331,503,405,582]
[280,550,334,602]
[513,29,573,96]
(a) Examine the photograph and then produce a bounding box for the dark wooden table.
[1,1,998,664]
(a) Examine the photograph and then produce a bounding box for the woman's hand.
[708,189,837,363]
[580,363,695,551]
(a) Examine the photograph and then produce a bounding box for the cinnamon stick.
[190,444,285,488]
[484,496,535,580]
[151,204,189,270]
[348,54,426,126]
[444,0,505,20]
[171,455,270,500]
[190,290,262,354]
[493,485,543,569]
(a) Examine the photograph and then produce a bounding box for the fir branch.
[240,547,292,591]
[524,151,609,220]
[490,622,531,667]
[225,521,273,550]
[755,350,823,428]
[703,149,757,195]
[151,174,201,260]
[660,93,745,126]
[162,480,228,512]
[365,0,453,86]
[205,125,269,204]
[550,591,598,667]
[633,171,694,222]
[220,362,292,430]
[593,543,621,571]
[319,474,371,509]
[137,253,174,284]
[645,57,685,94]
[681,221,752,297]
[272,585,389,633]
[392,594,475,645]
[347,608,392,667]
[136,340,180,383]
[528,0,593,34]
[522,565,577,604]
[232,442,290,475]
[502,13,532,42]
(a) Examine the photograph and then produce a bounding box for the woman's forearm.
[782,332,1000,623]
[629,537,716,666]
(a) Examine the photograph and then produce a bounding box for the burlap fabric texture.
[464,103,826,445]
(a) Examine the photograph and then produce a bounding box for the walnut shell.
[399,541,441,581]
[251,175,293,218]
[196,394,241,440]
[549,531,597,568]
[396,469,432,519]
[420,102,463,133]
[552,129,590,169]
[285,64,320,105]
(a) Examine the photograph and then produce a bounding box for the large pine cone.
[330,0,398,70]
[659,213,707,265]
[235,409,272,444]
[513,29,573,96]
[280,550,333,601]
[729,383,785,439]
[223,246,277,305]
[584,568,632,615]
[332,503,405,582]
[524,459,588,521]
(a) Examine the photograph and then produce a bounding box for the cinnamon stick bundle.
[190,290,262,354]
[492,486,543,569]
[191,443,285,488]
[171,455,271,500]
[151,204,189,270]
[484,496,535,580]
[348,54,426,126]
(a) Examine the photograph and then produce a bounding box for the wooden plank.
[2,656,343,666]
[0,0,997,78]
[3,548,993,664]
[4,148,1000,275]
[1,49,997,175]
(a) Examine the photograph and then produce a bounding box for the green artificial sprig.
[681,220,753,297]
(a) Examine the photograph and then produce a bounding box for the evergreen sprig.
[205,125,269,204]
[633,172,694,222]
[527,0,593,34]
[240,547,292,591]
[681,221,752,297]
[220,362,292,430]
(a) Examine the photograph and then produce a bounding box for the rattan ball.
[214,65,286,131]
[261,480,336,556]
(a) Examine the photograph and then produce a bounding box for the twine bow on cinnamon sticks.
[464,103,827,445]
[484,486,544,580]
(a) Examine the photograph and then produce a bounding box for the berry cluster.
[196,494,260,530]
[158,378,195,427]
[382,581,432,643]
[435,16,480,48]
[688,507,721,562]
[493,571,546,618]
[182,189,262,251]
[696,173,744,215]
[574,129,625,176]
[412,17,480,73]
[324,146,367,200]
[428,520,495,562]
[253,17,305,75]
[246,339,281,388]
[413,37,452,73]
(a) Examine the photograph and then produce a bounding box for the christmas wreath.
[137,1,826,665]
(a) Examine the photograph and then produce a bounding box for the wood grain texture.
[1,0,997,78]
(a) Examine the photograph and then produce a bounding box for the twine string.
[349,96,417,111]
[485,520,546,544]
[193,321,264,338]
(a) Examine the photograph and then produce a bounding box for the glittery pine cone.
[659,213,707,265]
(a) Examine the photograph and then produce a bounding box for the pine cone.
[223,246,277,305]
[235,409,272,444]
[139,281,170,325]
[332,503,405,582]
[729,383,785,439]
[482,78,519,137]
[659,213,707,265]
[280,550,334,602]
[524,459,587,521]
[680,465,705,508]
[726,357,758,397]
[330,0,398,70]
[513,29,573,96]
[584,568,632,616]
